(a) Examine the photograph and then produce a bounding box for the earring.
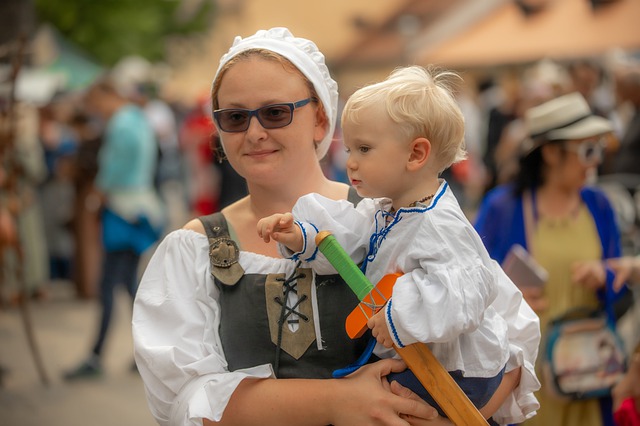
[215,145,227,164]
[211,134,226,163]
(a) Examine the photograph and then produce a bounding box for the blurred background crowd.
[1,0,639,425]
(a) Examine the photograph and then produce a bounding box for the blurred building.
[163,0,640,103]
[412,0,640,69]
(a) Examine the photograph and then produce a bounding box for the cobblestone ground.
[0,282,157,426]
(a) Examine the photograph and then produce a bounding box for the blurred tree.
[33,0,215,66]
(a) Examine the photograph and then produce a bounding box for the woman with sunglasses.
[474,92,628,426]
[132,28,526,426]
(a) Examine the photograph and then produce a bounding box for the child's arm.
[257,212,303,253]
[257,193,375,272]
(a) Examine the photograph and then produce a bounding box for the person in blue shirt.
[64,77,164,380]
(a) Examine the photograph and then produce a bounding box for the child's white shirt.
[284,181,541,424]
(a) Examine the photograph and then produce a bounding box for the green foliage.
[33,0,214,66]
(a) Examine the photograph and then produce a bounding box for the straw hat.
[525,92,612,142]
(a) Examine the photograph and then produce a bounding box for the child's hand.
[256,212,303,253]
[368,309,394,348]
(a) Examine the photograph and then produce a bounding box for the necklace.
[389,193,436,217]
[409,193,435,207]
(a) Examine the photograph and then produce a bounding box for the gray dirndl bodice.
[198,191,372,378]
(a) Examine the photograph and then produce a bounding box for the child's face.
[342,106,411,200]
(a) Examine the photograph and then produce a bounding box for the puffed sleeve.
[132,230,273,426]
[387,261,498,346]
[285,193,375,274]
[384,212,500,347]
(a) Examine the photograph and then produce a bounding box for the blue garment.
[334,336,503,418]
[474,184,624,309]
[101,208,162,255]
[388,367,504,417]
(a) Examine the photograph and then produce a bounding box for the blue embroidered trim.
[387,299,404,348]
[291,220,305,261]
[306,222,319,261]
[396,181,449,215]
[362,183,448,273]
[361,210,399,273]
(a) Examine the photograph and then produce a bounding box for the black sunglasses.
[213,98,314,133]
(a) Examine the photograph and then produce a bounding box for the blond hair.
[342,65,466,172]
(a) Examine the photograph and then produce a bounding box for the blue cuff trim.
[291,220,319,262]
[306,222,319,261]
[387,299,404,348]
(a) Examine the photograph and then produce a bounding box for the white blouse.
[287,182,541,424]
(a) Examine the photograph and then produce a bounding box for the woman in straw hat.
[132,28,528,426]
[475,92,629,426]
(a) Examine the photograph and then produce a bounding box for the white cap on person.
[214,27,339,160]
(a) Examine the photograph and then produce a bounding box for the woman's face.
[214,56,325,185]
[543,137,604,190]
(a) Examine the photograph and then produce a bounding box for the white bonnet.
[213,27,338,160]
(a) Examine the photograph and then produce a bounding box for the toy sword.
[316,231,489,426]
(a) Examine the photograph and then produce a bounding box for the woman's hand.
[519,286,548,313]
[612,351,640,411]
[607,256,640,291]
[209,360,442,426]
[571,259,607,291]
[388,381,454,426]
[330,358,441,425]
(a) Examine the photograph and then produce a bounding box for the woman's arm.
[207,359,440,426]
[133,230,273,426]
[210,360,520,426]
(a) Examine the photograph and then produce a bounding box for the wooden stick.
[316,231,488,426]
[395,344,487,425]
[0,35,50,387]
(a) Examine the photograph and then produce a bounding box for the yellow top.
[523,203,604,426]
